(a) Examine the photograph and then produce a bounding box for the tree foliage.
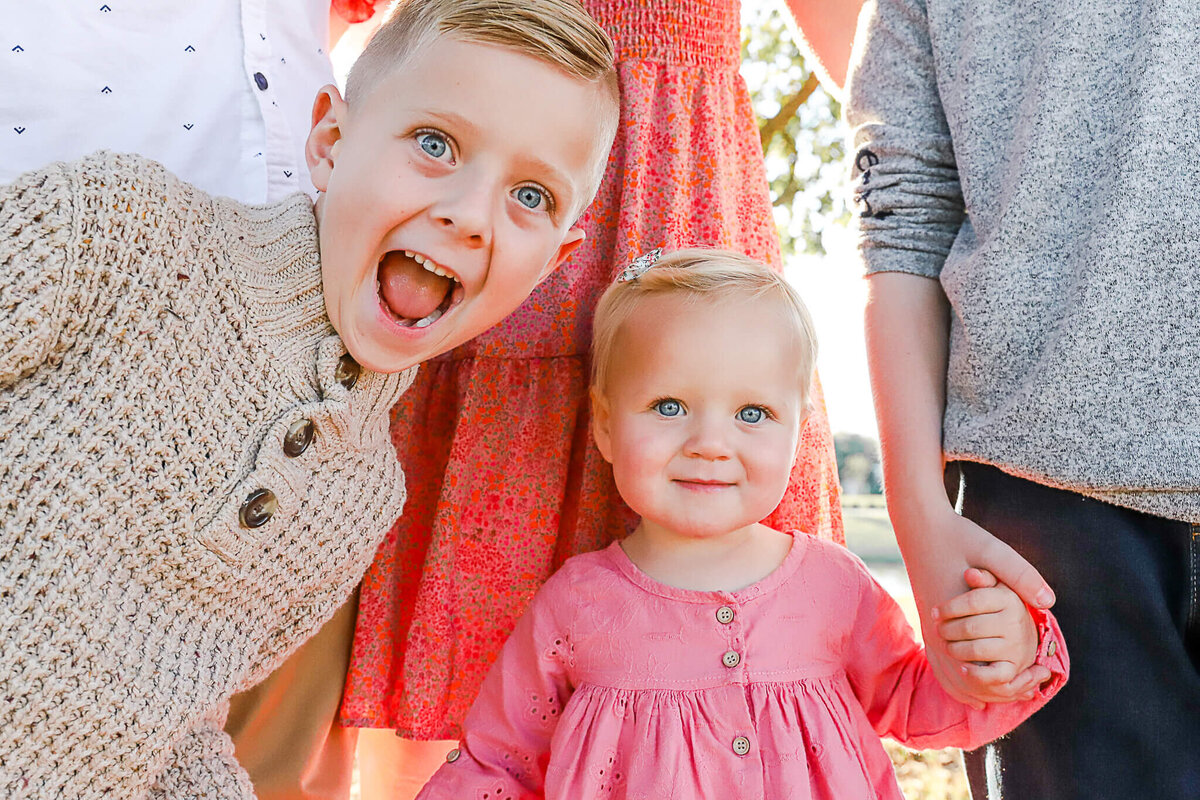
[834,432,883,495]
[741,0,849,257]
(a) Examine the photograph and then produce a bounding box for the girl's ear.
[306,84,348,192]
[590,387,614,464]
[792,405,812,462]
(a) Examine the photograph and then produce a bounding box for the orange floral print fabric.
[341,0,844,738]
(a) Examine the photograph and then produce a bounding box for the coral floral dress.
[413,535,1069,799]
[341,0,844,738]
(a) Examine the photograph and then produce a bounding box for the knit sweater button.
[239,488,278,528]
[721,650,741,668]
[335,354,360,389]
[283,419,315,457]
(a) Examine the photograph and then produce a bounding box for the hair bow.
[616,248,662,283]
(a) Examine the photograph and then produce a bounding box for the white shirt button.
[716,606,735,624]
[722,650,741,668]
[732,736,751,756]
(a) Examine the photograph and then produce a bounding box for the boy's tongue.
[377,251,450,321]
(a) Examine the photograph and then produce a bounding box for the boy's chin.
[336,328,420,374]
[345,339,427,374]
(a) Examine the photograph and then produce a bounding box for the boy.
[0,1,619,796]
[848,0,1200,798]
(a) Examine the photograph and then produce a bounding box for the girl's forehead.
[611,295,803,379]
[623,291,792,344]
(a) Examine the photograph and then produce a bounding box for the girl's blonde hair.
[590,248,819,409]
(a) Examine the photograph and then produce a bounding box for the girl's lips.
[674,479,735,492]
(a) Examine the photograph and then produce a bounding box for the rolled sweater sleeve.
[150,717,256,800]
[844,560,1069,752]
[844,0,964,278]
[0,163,79,386]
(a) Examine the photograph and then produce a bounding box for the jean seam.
[1188,523,1200,650]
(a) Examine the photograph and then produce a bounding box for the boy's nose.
[434,175,494,247]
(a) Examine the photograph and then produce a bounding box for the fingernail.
[930,608,941,621]
[1035,588,1055,607]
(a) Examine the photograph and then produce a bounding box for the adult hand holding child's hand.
[932,567,1051,704]
[893,505,1054,709]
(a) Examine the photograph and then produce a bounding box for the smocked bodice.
[585,0,741,68]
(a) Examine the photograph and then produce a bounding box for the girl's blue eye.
[418,132,449,159]
[655,399,682,417]
[515,185,547,210]
[737,406,765,424]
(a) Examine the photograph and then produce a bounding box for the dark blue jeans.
[947,462,1200,799]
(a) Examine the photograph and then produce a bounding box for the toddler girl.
[415,249,1068,799]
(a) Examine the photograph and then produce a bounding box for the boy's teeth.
[401,249,461,282]
[414,307,444,328]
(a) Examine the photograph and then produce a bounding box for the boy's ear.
[535,226,587,286]
[590,387,614,464]
[306,84,349,192]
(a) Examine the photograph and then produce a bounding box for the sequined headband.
[616,248,662,283]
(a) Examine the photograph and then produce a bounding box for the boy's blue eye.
[515,186,546,210]
[654,399,683,417]
[418,132,449,159]
[737,406,765,424]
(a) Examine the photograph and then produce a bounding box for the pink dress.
[415,535,1068,800]
[342,0,844,738]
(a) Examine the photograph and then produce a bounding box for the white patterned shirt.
[1,0,334,202]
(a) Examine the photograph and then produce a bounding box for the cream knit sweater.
[0,153,416,798]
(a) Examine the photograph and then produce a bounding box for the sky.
[786,229,878,439]
[742,0,879,439]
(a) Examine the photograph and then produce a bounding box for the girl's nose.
[683,415,733,460]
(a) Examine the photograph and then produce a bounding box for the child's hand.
[931,568,1051,704]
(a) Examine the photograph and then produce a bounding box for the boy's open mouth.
[376,250,464,329]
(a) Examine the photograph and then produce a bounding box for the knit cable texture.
[0,152,416,798]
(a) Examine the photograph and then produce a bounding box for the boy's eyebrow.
[424,110,579,205]
[514,154,578,207]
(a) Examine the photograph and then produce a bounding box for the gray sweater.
[846,0,1200,521]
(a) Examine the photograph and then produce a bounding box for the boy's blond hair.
[346,0,620,213]
[591,248,819,410]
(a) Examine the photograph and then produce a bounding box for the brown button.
[732,736,751,756]
[334,353,360,389]
[239,488,277,529]
[716,606,735,624]
[283,418,315,457]
[722,650,741,668]
[1046,640,1057,658]
[445,748,461,763]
